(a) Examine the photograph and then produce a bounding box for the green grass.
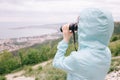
[109,40,120,56]
[109,58,120,73]
[24,61,66,80]
[0,76,6,80]
[22,58,120,80]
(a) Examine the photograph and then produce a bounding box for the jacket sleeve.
[52,40,75,72]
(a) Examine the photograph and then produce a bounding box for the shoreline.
[0,32,62,53]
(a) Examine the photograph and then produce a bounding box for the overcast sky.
[0,0,120,25]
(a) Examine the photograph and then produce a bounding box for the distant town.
[0,33,62,53]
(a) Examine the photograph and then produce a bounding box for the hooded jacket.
[53,8,114,80]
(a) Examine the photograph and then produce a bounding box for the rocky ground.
[106,70,120,80]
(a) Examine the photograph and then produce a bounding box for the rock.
[106,70,120,80]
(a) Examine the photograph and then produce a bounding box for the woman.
[53,8,114,80]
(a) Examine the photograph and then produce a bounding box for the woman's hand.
[62,24,73,43]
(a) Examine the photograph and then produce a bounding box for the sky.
[0,0,120,26]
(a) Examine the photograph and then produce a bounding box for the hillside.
[114,22,120,34]
[0,22,120,80]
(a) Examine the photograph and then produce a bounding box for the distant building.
[16,38,27,43]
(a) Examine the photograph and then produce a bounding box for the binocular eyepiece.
[60,23,78,32]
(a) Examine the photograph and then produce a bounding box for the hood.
[78,8,114,50]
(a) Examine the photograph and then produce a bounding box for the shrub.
[0,76,6,80]
[114,22,120,34]
[38,66,42,71]
[24,66,33,73]
[19,49,42,65]
[111,35,118,42]
[109,40,120,56]
[0,51,20,74]
[109,59,120,73]
[35,77,39,80]
[110,35,120,42]
[18,39,61,66]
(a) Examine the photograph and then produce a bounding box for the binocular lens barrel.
[60,23,78,32]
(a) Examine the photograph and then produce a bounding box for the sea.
[0,12,78,39]
[0,22,62,39]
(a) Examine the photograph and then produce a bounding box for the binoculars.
[60,23,78,32]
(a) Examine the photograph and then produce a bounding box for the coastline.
[0,32,62,53]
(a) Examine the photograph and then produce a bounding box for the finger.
[69,30,72,32]
[62,24,69,32]
[66,24,69,29]
[62,25,65,31]
[65,24,69,31]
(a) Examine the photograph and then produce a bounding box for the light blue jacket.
[53,8,114,80]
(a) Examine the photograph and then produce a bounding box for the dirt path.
[5,60,52,80]
[112,56,120,60]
